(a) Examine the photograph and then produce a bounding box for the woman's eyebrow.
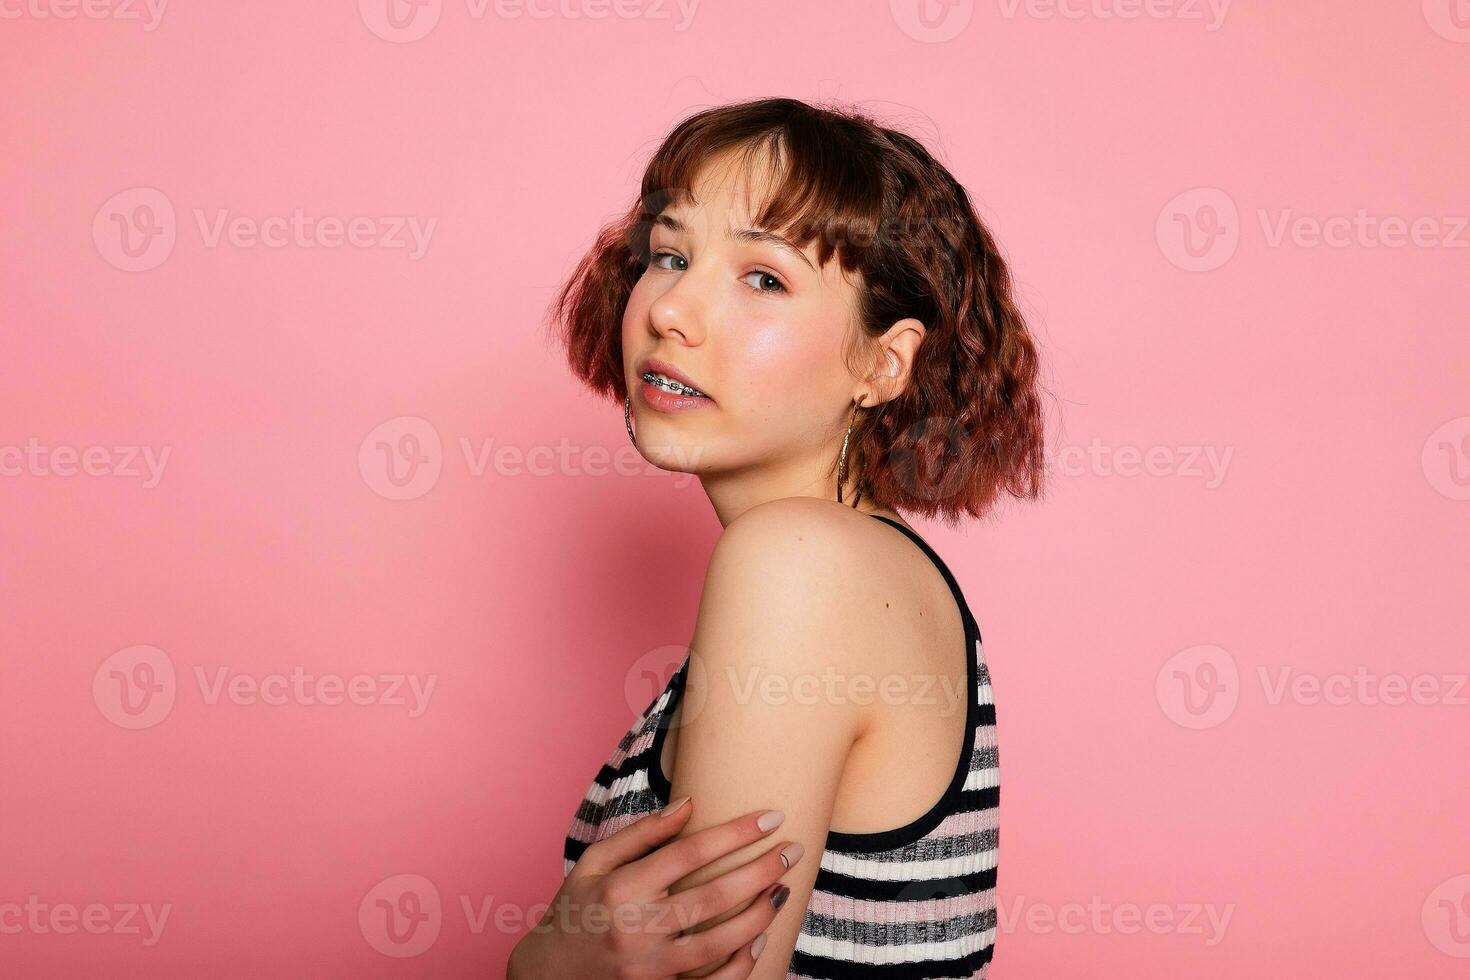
[731,227,814,270]
[654,212,814,270]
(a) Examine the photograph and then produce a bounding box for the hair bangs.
[632,118,883,275]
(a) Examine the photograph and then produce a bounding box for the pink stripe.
[804,888,996,924]
[588,726,656,771]
[565,816,602,842]
[621,728,655,761]
[594,810,647,840]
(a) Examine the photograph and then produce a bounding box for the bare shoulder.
[696,498,906,667]
[708,498,966,671]
[705,499,887,610]
[712,496,886,571]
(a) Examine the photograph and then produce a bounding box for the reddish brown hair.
[548,97,1047,525]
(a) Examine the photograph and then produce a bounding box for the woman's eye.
[741,270,787,294]
[649,250,686,271]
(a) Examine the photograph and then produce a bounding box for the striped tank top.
[563,514,1000,978]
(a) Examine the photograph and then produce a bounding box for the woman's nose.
[649,279,705,345]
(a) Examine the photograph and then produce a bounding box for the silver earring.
[625,394,636,447]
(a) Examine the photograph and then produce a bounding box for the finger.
[661,882,788,977]
[696,933,766,980]
[663,838,802,933]
[634,808,786,893]
[673,952,731,979]
[572,796,694,877]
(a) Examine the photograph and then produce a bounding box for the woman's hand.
[508,798,800,980]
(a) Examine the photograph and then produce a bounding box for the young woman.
[511,97,1046,979]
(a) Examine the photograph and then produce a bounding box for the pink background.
[3,1,1468,976]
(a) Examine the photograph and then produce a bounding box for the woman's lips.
[639,375,716,413]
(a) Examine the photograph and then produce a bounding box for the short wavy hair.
[548,97,1048,526]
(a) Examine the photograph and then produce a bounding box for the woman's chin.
[633,437,710,475]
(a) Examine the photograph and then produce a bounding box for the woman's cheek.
[622,281,649,332]
[728,312,834,411]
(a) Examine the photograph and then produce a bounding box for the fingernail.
[751,933,767,959]
[756,809,785,832]
[661,796,690,816]
[779,842,804,869]
[769,884,790,911]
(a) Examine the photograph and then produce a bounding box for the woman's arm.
[662,499,875,979]
[508,802,801,979]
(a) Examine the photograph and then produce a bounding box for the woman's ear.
[866,318,925,405]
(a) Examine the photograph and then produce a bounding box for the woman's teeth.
[644,372,708,398]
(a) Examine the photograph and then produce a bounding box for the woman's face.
[621,149,871,501]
